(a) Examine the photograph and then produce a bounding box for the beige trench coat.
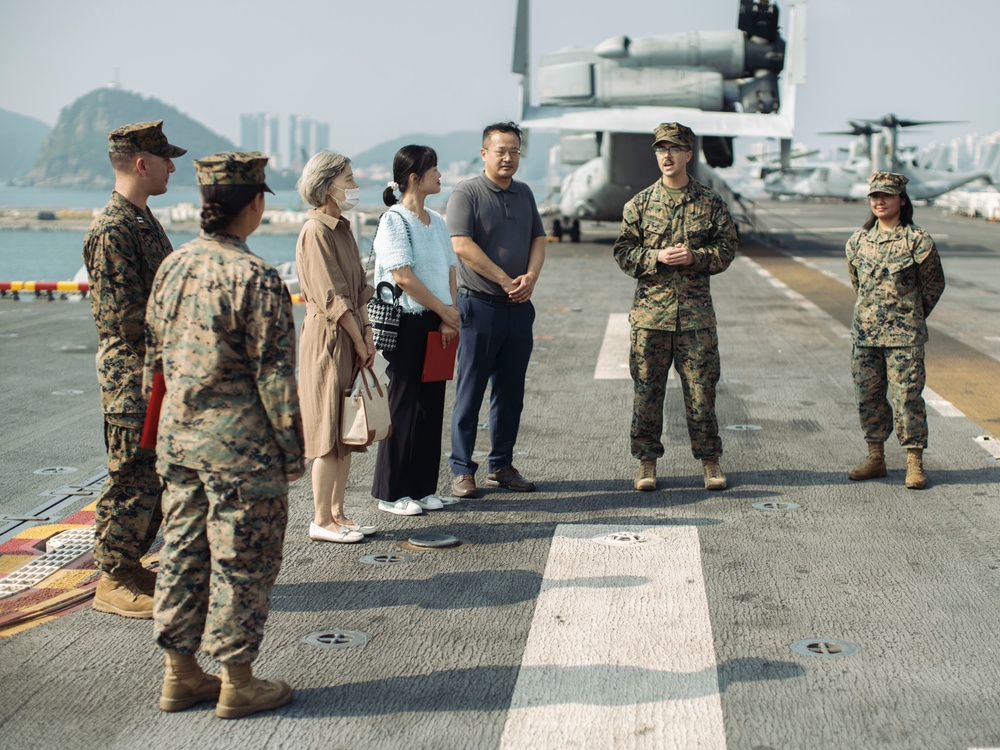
[296,210,374,458]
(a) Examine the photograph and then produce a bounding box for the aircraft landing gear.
[551,217,581,243]
[568,219,580,243]
[552,217,563,241]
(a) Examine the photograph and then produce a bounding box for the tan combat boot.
[848,442,887,481]
[635,459,656,491]
[905,448,926,490]
[159,650,222,712]
[702,458,727,491]
[92,571,153,619]
[216,662,293,719]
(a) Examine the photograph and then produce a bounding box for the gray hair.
[297,150,351,207]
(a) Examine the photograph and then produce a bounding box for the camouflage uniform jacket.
[846,223,946,347]
[613,178,738,331]
[83,191,173,417]
[144,232,305,478]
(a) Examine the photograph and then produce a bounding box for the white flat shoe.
[309,522,363,544]
[339,520,377,535]
[412,495,445,510]
[377,499,423,516]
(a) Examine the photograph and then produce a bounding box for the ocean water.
[0,184,456,281]
[0,184,453,212]
[1,186,365,211]
[0,229,321,282]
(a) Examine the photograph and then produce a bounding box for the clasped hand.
[657,244,695,266]
[506,272,536,303]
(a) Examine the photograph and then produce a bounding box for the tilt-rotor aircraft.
[513,0,807,240]
[763,114,995,201]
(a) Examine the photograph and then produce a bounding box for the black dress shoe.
[487,466,536,492]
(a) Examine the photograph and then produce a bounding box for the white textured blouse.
[371,205,457,314]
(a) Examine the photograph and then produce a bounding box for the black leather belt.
[458,287,514,304]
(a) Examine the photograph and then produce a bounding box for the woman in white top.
[371,146,460,515]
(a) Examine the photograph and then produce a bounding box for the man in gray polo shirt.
[446,121,546,498]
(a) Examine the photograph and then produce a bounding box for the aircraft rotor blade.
[861,114,965,129]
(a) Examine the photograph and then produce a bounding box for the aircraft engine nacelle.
[538,29,784,113]
[560,132,601,166]
[540,62,725,110]
[597,31,748,78]
[871,132,887,174]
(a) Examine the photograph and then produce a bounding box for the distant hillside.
[352,132,483,173]
[27,87,235,188]
[0,108,51,182]
[351,129,560,184]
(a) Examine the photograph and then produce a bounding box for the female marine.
[145,152,304,718]
[846,172,946,489]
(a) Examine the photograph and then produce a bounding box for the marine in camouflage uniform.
[846,172,946,489]
[82,120,186,618]
[144,152,304,718]
[613,123,738,491]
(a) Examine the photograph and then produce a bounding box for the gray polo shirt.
[446,172,546,296]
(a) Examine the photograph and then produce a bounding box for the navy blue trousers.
[449,293,535,476]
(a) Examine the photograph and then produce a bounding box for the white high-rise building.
[288,115,330,171]
[239,113,282,168]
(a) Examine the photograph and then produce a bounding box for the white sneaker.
[309,522,363,544]
[412,495,445,510]
[377,498,423,516]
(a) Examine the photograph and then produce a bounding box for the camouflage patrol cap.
[652,122,695,148]
[868,172,908,196]
[107,120,186,157]
[194,151,274,194]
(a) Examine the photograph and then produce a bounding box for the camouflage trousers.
[94,416,162,575]
[851,344,928,448]
[153,464,288,664]
[629,326,722,460]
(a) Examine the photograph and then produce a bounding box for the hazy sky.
[2,0,998,158]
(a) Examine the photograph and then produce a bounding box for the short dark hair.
[482,121,522,147]
[109,151,138,172]
[383,145,438,207]
[199,184,263,233]
[862,190,914,231]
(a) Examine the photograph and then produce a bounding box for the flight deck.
[1,200,998,749]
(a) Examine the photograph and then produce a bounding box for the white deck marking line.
[789,254,852,288]
[498,525,726,750]
[594,314,680,388]
[923,386,965,418]
[973,435,1000,460]
[594,313,631,379]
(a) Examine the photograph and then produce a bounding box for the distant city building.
[240,113,282,168]
[287,115,330,171]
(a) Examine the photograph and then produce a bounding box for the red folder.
[139,372,166,450]
[421,332,459,382]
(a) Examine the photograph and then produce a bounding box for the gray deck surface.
[1,200,998,749]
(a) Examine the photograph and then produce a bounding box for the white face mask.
[331,185,360,211]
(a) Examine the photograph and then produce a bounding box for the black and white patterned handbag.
[365,210,412,352]
[368,281,403,351]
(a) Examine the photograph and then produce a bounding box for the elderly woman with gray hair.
[295,150,375,544]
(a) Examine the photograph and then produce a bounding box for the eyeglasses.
[654,146,689,156]
[488,148,521,158]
